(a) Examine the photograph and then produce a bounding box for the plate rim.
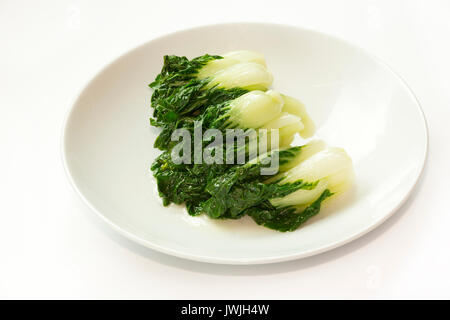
[61,22,429,265]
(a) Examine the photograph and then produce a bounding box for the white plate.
[62,23,427,264]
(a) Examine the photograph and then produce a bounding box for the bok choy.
[148,51,354,232]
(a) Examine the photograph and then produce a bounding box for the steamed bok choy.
[149,51,274,150]
[195,141,353,231]
[148,51,354,232]
[154,88,315,150]
[205,90,314,148]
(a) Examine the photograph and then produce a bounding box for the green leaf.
[247,189,333,232]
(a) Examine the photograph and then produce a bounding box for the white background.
[1,0,449,299]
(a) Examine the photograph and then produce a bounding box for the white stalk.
[197,50,268,79]
[270,146,354,207]
[206,62,273,91]
[226,90,283,128]
[281,94,316,138]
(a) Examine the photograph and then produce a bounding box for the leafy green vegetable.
[149,53,273,150]
[199,149,315,218]
[247,189,333,232]
[151,150,230,207]
[150,79,247,150]
[148,51,354,232]
[151,144,334,231]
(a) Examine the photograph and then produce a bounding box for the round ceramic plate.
[63,23,427,264]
